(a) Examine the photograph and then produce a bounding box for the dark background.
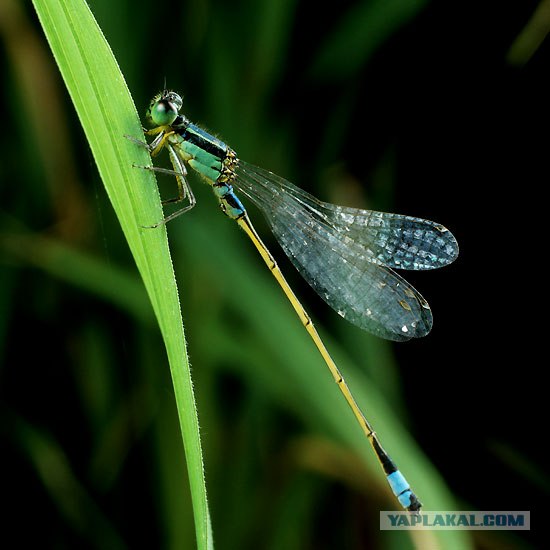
[1,0,546,548]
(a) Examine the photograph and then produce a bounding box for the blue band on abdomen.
[387,471,414,508]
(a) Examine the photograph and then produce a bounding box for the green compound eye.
[146,91,183,126]
[149,98,179,126]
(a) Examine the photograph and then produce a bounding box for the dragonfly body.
[160,116,246,219]
[134,90,460,511]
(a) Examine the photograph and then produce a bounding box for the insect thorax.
[218,148,239,184]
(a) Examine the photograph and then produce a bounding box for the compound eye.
[149,98,178,126]
[165,92,183,111]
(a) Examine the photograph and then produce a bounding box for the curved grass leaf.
[30,0,212,547]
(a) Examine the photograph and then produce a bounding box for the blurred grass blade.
[30,0,213,547]
[1,230,153,325]
[310,0,429,80]
[10,412,126,549]
[506,0,550,66]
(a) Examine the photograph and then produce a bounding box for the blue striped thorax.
[167,117,244,219]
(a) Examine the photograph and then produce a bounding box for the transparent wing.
[233,161,458,341]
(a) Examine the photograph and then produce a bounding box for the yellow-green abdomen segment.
[175,123,245,219]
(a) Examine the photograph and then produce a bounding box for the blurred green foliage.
[1,0,546,548]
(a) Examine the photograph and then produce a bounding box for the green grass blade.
[311,0,429,80]
[1,230,153,325]
[30,0,212,547]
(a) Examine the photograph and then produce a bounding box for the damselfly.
[128,90,459,511]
